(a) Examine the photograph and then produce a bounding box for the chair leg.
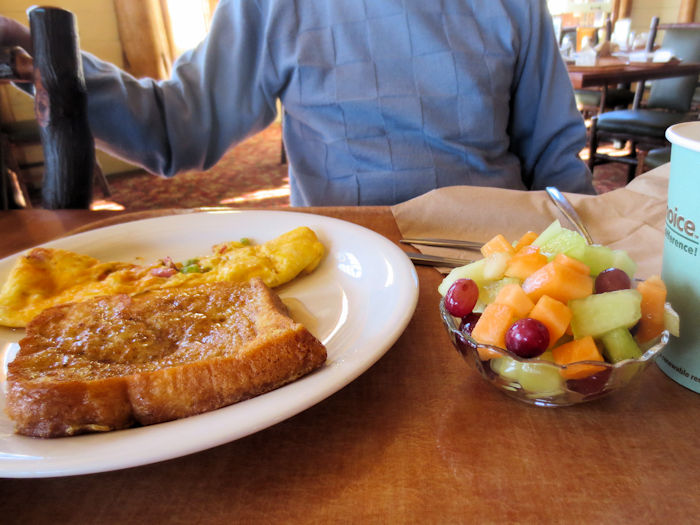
[588,116,599,171]
[0,136,32,208]
[7,168,31,208]
[627,142,638,183]
[93,159,112,197]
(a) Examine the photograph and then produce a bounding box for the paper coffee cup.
[657,122,700,393]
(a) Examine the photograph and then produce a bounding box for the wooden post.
[610,0,620,25]
[29,6,94,209]
[618,0,633,19]
[679,0,697,23]
[113,0,172,79]
[0,136,9,209]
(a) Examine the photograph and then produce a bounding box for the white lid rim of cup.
[666,122,700,153]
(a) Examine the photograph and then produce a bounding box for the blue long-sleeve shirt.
[83,0,594,205]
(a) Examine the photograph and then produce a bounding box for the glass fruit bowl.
[439,299,672,407]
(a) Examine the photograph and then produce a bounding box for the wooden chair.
[588,20,700,182]
[575,87,635,118]
[1,117,111,208]
[643,146,671,170]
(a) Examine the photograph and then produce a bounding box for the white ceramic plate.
[0,210,418,478]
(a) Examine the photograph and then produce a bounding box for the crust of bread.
[5,279,326,438]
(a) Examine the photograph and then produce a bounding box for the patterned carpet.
[91,121,632,210]
[92,122,290,211]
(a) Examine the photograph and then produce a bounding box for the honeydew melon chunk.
[531,220,563,248]
[438,253,514,297]
[664,303,680,337]
[438,258,489,296]
[491,355,521,381]
[611,249,637,279]
[518,360,565,396]
[600,326,642,362]
[536,229,587,261]
[569,289,642,339]
[482,252,511,281]
[579,245,637,278]
[474,277,521,313]
[491,351,564,395]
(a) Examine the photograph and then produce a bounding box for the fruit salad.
[439,220,679,404]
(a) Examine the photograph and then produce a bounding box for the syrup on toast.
[5,279,327,438]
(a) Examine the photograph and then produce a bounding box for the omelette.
[0,226,325,328]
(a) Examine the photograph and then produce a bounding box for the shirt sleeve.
[507,0,595,194]
[82,0,277,176]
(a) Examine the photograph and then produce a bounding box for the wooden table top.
[567,60,700,89]
[1,207,699,523]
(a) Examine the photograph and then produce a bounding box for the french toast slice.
[5,279,327,438]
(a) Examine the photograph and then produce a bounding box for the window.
[164,0,214,57]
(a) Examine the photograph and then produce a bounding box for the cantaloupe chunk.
[493,283,535,318]
[481,234,515,257]
[528,295,572,349]
[471,303,517,359]
[553,253,590,276]
[635,275,668,343]
[504,246,548,280]
[551,336,606,379]
[521,261,594,304]
[513,231,538,252]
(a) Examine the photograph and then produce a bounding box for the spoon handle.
[545,187,594,245]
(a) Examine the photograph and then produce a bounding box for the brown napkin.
[391,165,670,279]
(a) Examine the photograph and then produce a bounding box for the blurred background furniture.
[573,16,636,118]
[588,20,700,182]
[643,146,672,170]
[575,87,635,118]
[0,7,107,209]
[0,117,111,209]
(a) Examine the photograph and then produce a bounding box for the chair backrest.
[647,25,700,112]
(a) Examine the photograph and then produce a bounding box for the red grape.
[445,279,479,317]
[566,368,613,396]
[455,312,481,355]
[595,268,631,293]
[505,318,550,358]
[459,312,481,335]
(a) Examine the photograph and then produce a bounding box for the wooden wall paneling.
[113,0,173,79]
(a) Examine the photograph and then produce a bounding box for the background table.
[567,60,700,90]
[1,206,699,523]
[568,60,700,111]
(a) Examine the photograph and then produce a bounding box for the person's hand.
[0,16,32,53]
